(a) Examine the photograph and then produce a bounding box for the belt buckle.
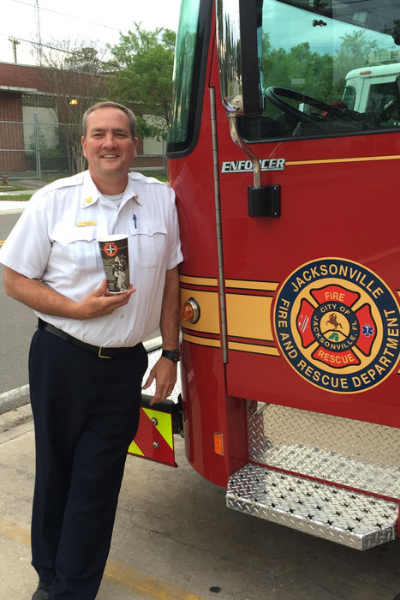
[98,346,112,359]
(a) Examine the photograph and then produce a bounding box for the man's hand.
[142,356,177,405]
[3,267,135,320]
[73,280,136,319]
[144,266,180,405]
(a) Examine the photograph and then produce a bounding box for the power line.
[8,0,122,34]
[35,0,42,64]
[0,31,82,56]
[1,0,120,62]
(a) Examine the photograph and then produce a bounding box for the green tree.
[107,23,176,141]
[64,46,106,74]
[263,41,334,113]
[334,30,378,82]
[39,41,108,173]
[261,29,379,114]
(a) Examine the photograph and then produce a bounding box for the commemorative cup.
[97,234,130,294]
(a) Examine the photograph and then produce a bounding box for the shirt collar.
[80,171,142,209]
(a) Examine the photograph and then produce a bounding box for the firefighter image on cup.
[97,234,130,294]
[112,255,128,292]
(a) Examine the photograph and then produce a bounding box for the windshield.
[168,0,201,147]
[239,0,400,141]
[168,0,213,154]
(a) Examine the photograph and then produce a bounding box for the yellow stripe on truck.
[142,408,174,450]
[226,294,274,341]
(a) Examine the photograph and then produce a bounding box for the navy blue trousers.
[28,327,148,599]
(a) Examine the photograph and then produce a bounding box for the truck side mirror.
[216,0,263,116]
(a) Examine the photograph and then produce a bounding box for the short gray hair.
[82,101,136,138]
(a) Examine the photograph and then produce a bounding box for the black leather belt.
[38,318,138,359]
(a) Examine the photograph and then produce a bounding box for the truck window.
[238,0,400,142]
[342,85,356,111]
[168,0,212,155]
[367,82,400,125]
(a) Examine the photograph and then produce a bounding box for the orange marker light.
[180,297,201,324]
[181,303,194,320]
[213,432,225,456]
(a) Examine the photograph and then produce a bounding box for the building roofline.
[0,85,38,93]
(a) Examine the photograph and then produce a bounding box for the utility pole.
[35,0,43,65]
[8,37,20,63]
[34,113,42,180]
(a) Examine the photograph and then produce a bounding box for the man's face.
[81,107,138,183]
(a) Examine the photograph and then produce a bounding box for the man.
[0,101,183,599]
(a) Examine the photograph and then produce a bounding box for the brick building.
[0,61,164,174]
[0,62,52,171]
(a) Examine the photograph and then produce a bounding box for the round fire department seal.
[273,257,400,393]
[103,242,118,257]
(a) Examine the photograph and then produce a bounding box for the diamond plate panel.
[227,464,398,550]
[247,402,400,498]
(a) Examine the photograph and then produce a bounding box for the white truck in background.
[343,61,400,120]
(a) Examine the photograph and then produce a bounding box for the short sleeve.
[0,190,52,279]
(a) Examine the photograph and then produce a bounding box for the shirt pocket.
[129,220,167,268]
[62,226,101,272]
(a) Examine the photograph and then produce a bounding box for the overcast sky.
[1,0,182,66]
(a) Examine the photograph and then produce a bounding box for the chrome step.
[227,463,399,550]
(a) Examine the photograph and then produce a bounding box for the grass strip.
[0,194,33,201]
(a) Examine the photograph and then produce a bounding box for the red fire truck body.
[134,0,400,550]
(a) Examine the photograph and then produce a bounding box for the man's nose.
[103,133,117,146]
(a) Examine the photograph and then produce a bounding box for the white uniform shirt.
[0,171,183,347]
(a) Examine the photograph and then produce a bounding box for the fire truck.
[131,0,400,550]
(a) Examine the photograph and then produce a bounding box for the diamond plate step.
[227,463,399,550]
[247,403,400,499]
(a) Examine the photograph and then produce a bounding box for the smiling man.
[82,104,139,193]
[0,101,183,600]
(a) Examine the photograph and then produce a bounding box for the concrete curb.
[0,385,30,416]
[0,209,25,215]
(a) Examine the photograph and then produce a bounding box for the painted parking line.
[0,516,206,600]
[0,516,30,547]
[105,560,206,600]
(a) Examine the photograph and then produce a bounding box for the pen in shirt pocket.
[133,214,137,229]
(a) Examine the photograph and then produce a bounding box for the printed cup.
[97,234,130,294]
